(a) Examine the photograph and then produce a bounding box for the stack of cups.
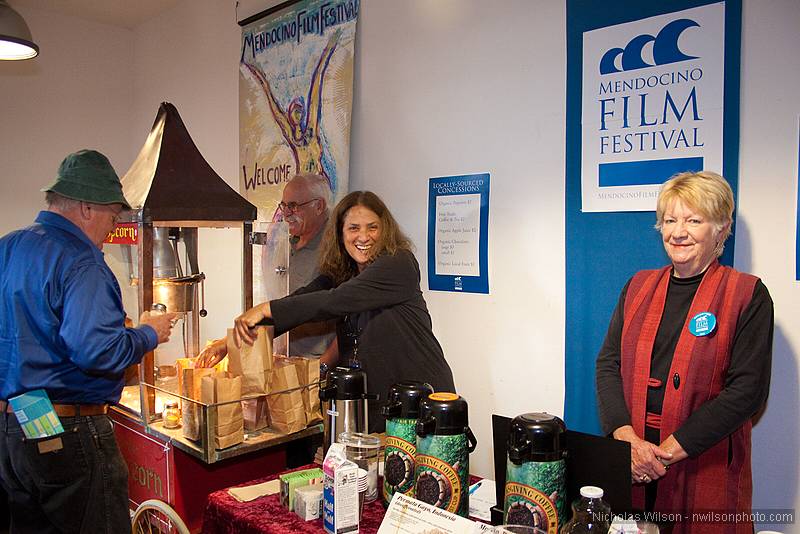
[338,432,380,503]
[357,468,369,518]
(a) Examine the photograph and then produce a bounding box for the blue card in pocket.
[8,389,64,439]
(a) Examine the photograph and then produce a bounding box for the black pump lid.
[416,393,469,436]
[319,366,368,401]
[381,381,434,419]
[507,412,567,464]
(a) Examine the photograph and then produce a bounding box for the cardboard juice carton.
[323,443,359,534]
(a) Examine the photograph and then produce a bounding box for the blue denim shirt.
[0,211,157,403]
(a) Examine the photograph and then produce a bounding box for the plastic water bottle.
[561,486,612,533]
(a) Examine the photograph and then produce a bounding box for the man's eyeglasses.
[277,198,320,214]
[86,202,125,225]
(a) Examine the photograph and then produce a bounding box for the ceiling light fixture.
[0,1,38,60]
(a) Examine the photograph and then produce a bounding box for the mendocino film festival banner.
[565,0,741,434]
[239,0,358,220]
[581,2,729,213]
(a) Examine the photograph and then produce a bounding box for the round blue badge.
[689,312,716,337]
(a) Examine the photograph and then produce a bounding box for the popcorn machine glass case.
[109,102,320,464]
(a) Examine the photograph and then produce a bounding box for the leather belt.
[0,400,108,417]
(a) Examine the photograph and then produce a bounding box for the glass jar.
[163,401,181,429]
[338,431,380,502]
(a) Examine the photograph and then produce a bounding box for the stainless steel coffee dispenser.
[319,366,376,454]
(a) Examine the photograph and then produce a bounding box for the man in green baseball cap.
[43,148,132,209]
[40,149,132,249]
[0,149,176,533]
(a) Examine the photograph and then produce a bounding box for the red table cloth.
[202,464,386,534]
[202,464,481,534]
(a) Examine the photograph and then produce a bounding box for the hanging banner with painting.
[581,2,730,212]
[239,0,358,220]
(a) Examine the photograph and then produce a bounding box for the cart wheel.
[131,499,190,534]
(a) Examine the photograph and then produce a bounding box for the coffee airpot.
[319,366,377,454]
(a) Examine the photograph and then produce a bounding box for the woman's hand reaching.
[195,338,227,368]
[233,302,271,348]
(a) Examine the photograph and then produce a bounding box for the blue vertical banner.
[427,174,490,294]
[565,0,741,433]
[796,118,800,281]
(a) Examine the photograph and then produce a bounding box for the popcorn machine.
[112,102,316,456]
[115,102,257,430]
[106,102,319,531]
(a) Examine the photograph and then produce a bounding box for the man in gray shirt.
[197,173,336,366]
[278,174,337,361]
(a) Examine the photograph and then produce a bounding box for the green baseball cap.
[42,149,131,209]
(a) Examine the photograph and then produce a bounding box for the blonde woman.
[596,171,773,533]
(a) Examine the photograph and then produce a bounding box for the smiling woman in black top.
[234,191,455,432]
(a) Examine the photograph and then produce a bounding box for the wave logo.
[600,19,700,75]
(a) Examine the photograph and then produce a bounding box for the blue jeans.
[0,412,130,533]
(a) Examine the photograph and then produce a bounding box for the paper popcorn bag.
[226,327,273,396]
[266,359,307,434]
[201,372,244,449]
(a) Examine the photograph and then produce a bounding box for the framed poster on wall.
[427,173,490,294]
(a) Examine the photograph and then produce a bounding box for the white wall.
[2,1,798,530]
[738,1,800,530]
[0,5,134,234]
[349,0,567,478]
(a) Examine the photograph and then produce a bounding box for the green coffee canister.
[381,381,434,506]
[503,412,567,534]
[414,393,477,517]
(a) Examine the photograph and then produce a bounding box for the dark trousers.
[0,412,130,534]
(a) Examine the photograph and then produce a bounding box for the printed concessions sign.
[427,174,490,295]
[581,3,725,212]
[239,0,358,220]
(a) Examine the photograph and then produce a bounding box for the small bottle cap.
[580,486,604,498]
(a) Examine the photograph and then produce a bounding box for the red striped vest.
[621,261,758,534]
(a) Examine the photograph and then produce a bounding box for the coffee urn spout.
[381,399,402,418]
[319,383,338,402]
[508,440,529,464]
[415,416,436,438]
